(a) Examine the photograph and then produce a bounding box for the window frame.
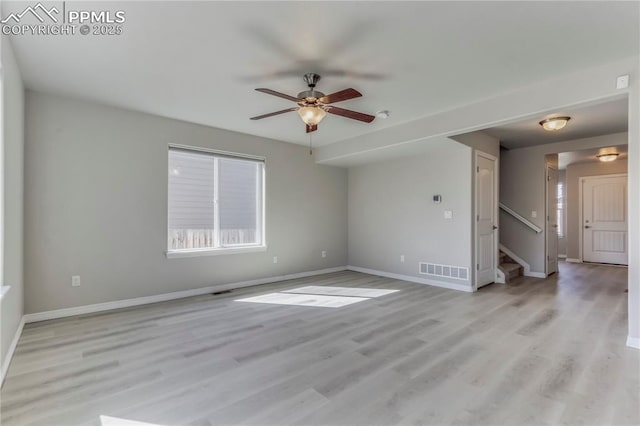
[166,144,266,258]
[557,182,565,238]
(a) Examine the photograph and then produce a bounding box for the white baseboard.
[558,254,567,259]
[23,266,348,323]
[566,258,582,263]
[499,244,546,279]
[627,336,640,349]
[524,271,547,279]
[347,265,473,293]
[1,316,25,386]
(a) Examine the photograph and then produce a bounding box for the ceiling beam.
[314,56,637,165]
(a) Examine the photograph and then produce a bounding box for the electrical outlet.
[400,255,405,263]
[321,250,327,258]
[444,210,453,219]
[71,275,81,287]
[531,211,537,218]
[273,256,278,264]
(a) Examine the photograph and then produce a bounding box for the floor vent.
[419,262,469,280]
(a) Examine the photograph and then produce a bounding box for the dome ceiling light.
[539,116,571,131]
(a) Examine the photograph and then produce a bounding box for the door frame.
[578,173,628,263]
[545,163,558,275]
[473,150,499,291]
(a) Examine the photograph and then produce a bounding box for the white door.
[546,165,558,275]
[583,175,628,265]
[476,152,497,288]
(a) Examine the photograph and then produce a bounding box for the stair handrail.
[499,203,543,234]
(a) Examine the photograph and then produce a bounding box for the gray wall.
[348,142,474,290]
[1,39,25,370]
[500,148,547,272]
[500,132,628,273]
[24,91,348,314]
[566,159,628,260]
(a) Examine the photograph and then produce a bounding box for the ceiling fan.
[250,73,375,133]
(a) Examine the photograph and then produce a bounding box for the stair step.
[499,262,523,282]
[500,262,520,273]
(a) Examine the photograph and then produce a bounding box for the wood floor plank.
[1,262,637,426]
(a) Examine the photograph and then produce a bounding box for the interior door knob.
[492,225,498,230]
[584,225,591,229]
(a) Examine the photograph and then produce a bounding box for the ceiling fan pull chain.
[309,133,313,155]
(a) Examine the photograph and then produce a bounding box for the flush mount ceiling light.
[539,116,571,131]
[597,152,620,162]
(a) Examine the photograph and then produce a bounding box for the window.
[557,182,564,237]
[167,146,265,256]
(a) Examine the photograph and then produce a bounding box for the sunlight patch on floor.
[100,416,165,426]
[283,285,399,298]
[235,292,369,307]
[235,285,399,308]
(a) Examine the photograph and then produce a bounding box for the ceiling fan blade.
[326,106,375,123]
[318,88,362,104]
[255,88,300,102]
[306,124,318,133]
[250,107,298,120]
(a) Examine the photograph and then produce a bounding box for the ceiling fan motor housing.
[303,73,321,88]
[299,73,324,101]
[297,89,325,102]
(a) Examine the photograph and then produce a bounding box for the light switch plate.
[616,75,629,89]
[444,210,453,219]
[531,211,537,218]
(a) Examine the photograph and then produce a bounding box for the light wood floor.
[1,262,638,425]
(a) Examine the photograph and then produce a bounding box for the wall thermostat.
[433,195,442,204]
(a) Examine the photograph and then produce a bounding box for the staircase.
[499,250,523,283]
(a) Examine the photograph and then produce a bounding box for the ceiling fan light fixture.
[539,116,571,131]
[597,152,619,162]
[298,106,327,126]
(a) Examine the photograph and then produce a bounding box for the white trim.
[558,254,567,259]
[545,163,559,275]
[499,203,543,233]
[23,266,348,323]
[1,316,24,385]
[347,265,473,293]
[525,271,547,279]
[166,245,267,259]
[499,244,546,279]
[566,258,582,263]
[627,336,640,349]
[474,150,499,291]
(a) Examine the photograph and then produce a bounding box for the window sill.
[166,245,267,259]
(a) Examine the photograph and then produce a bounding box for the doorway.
[580,174,628,265]
[475,151,498,289]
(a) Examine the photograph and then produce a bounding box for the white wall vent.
[419,262,469,281]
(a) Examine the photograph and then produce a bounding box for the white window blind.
[168,147,264,252]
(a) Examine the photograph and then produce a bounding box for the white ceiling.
[5,1,639,147]
[483,98,629,149]
[559,144,628,170]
